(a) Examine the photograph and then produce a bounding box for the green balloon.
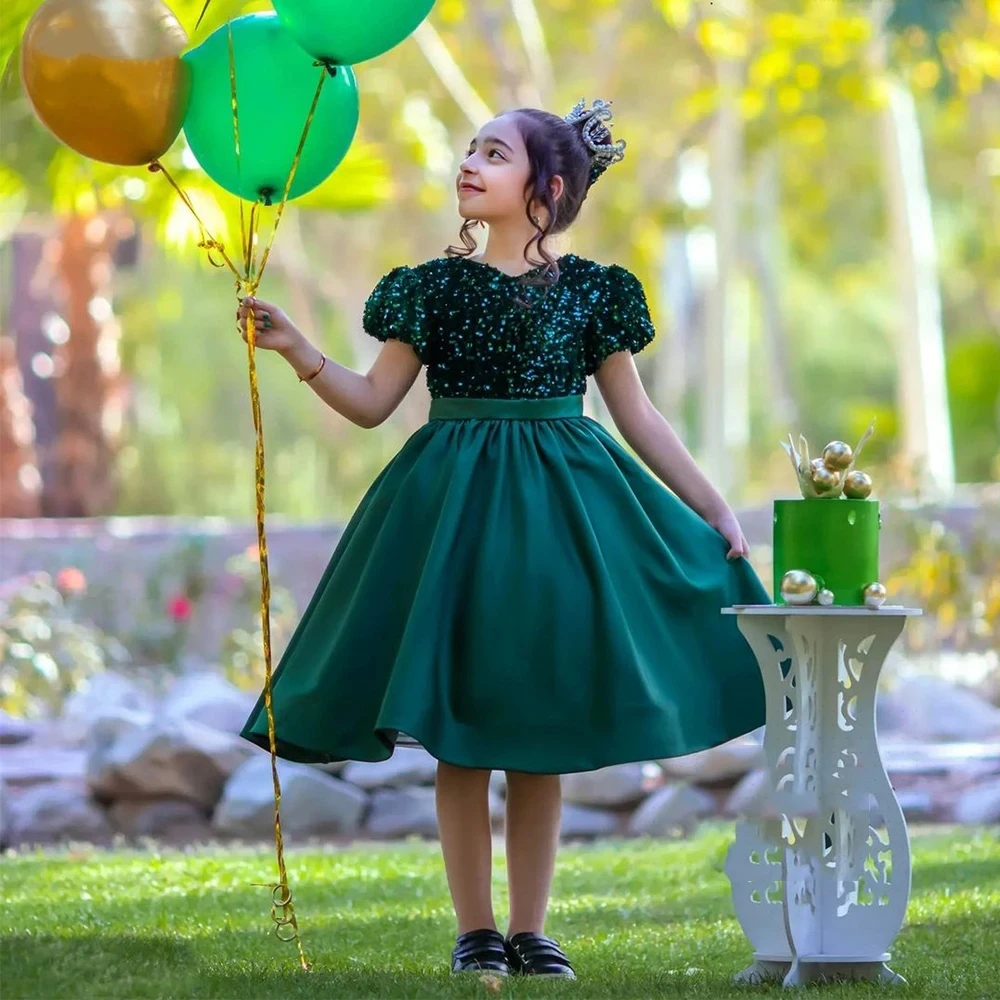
[271,0,436,65]
[182,13,359,203]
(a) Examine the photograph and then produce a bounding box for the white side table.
[721,606,922,988]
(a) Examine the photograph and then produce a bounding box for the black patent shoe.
[451,928,511,975]
[505,931,576,978]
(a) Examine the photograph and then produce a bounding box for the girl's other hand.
[709,508,750,560]
[236,296,303,355]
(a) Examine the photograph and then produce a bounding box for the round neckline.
[460,252,574,279]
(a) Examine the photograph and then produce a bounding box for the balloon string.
[238,259,309,973]
[153,45,330,975]
[148,156,309,970]
[147,161,240,279]
[228,21,249,278]
[222,32,335,982]
[245,202,260,284]
[194,0,213,31]
[255,66,328,280]
[242,305,310,973]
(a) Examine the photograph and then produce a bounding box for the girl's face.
[457,114,532,224]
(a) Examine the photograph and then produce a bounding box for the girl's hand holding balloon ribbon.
[237,298,326,384]
[237,297,304,355]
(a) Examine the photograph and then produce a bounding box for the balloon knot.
[259,188,275,207]
[148,161,163,174]
[314,59,338,77]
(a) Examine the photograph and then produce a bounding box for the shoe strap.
[454,928,506,962]
[508,932,572,968]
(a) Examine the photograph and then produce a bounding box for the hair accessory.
[564,98,626,185]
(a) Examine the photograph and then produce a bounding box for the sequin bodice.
[362,253,655,400]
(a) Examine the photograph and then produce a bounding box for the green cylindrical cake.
[773,498,880,605]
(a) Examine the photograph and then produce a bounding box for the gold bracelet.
[298,352,326,383]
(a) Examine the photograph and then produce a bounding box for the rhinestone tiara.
[563,98,627,184]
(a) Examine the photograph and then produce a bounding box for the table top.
[723,605,922,617]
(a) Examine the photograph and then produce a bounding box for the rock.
[952,779,1000,825]
[627,783,715,836]
[341,748,438,789]
[212,756,368,838]
[86,717,254,808]
[559,803,620,839]
[364,786,439,838]
[0,710,34,745]
[878,677,1000,743]
[880,741,1000,777]
[724,769,777,819]
[659,735,764,785]
[4,781,114,847]
[0,745,87,786]
[870,790,937,826]
[159,672,257,735]
[364,781,505,838]
[561,763,647,807]
[0,779,11,845]
[312,760,348,776]
[86,707,154,757]
[107,798,210,839]
[60,672,156,744]
[898,791,936,822]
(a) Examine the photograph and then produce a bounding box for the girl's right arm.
[237,295,423,428]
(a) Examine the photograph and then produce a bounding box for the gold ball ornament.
[817,588,835,606]
[863,581,887,608]
[822,440,853,471]
[810,458,841,492]
[843,470,873,499]
[781,569,818,606]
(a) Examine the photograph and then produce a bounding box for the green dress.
[240,253,770,774]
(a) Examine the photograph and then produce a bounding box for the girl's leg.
[436,761,496,934]
[503,771,562,935]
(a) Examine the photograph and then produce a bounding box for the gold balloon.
[810,458,841,492]
[863,581,887,608]
[843,469,873,499]
[20,0,190,166]
[822,440,853,471]
[781,569,818,606]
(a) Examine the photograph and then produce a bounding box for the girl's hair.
[445,106,621,296]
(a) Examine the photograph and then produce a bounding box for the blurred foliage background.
[0,0,997,524]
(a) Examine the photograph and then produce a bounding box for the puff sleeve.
[584,264,656,376]
[362,265,431,363]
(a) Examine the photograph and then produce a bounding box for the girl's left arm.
[595,352,749,559]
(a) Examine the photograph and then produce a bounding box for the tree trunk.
[0,333,40,517]
[875,79,955,493]
[701,55,748,500]
[46,212,125,516]
[657,159,696,436]
[7,228,59,515]
[868,0,955,494]
[750,148,798,428]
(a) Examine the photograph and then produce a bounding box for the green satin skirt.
[240,394,770,774]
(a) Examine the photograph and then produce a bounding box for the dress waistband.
[429,395,585,420]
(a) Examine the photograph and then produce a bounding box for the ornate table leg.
[724,817,792,983]
[729,610,913,988]
[724,619,793,984]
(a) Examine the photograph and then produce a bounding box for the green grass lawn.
[2,823,997,999]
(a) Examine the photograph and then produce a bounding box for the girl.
[237,98,770,980]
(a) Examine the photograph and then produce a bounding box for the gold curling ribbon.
[146,161,240,279]
[147,25,331,976]
[226,32,330,977]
